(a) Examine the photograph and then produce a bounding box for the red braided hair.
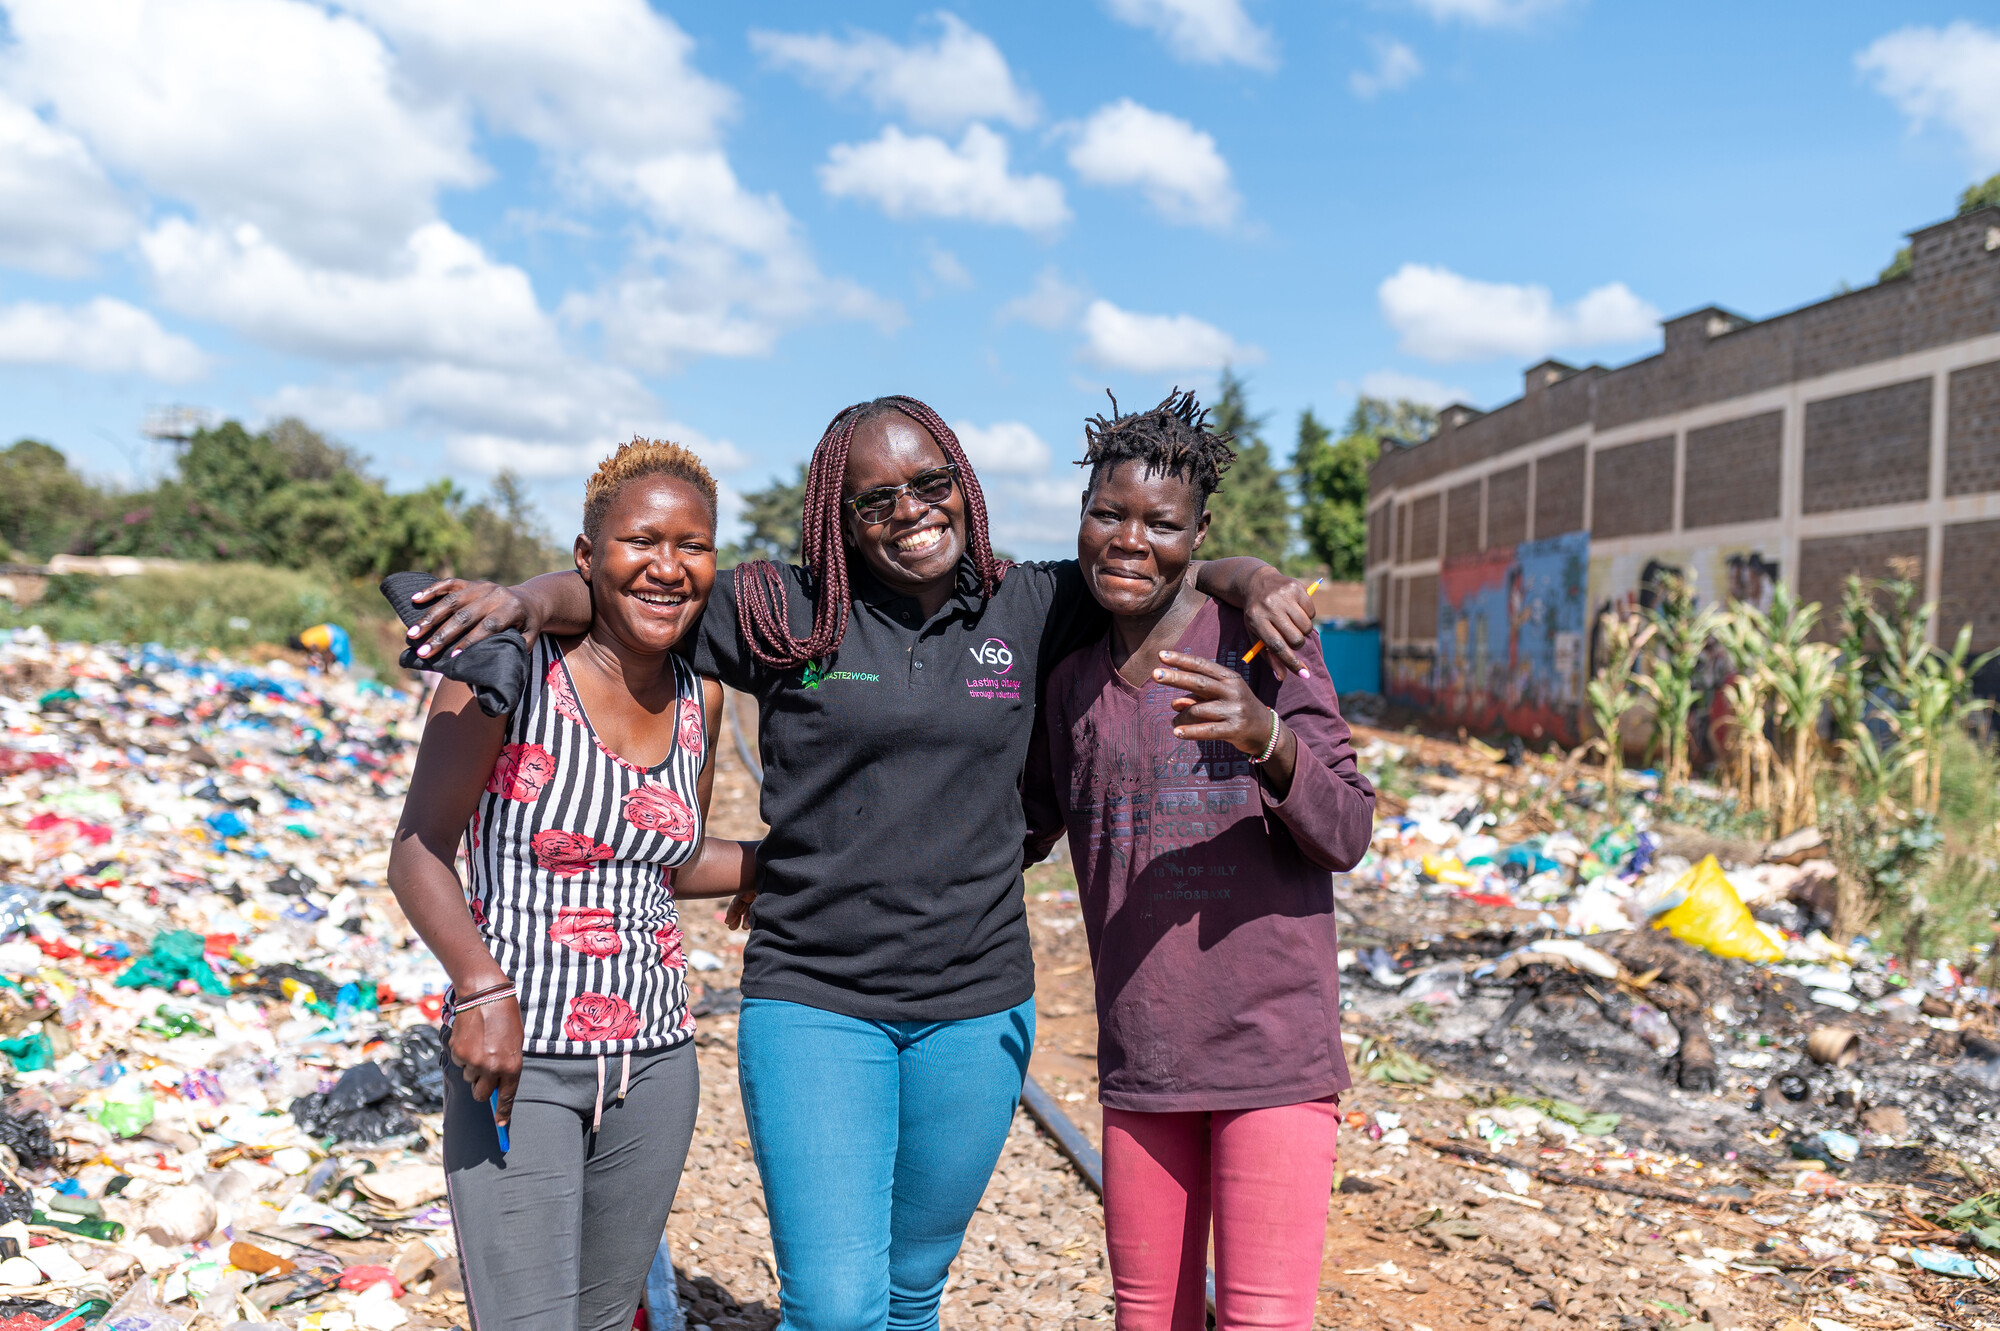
[736,396,1010,670]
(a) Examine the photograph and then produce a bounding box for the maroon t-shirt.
[1024,600,1376,1113]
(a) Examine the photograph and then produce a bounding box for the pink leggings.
[1100,1100,1338,1331]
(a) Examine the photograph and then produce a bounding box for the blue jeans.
[738,996,1035,1331]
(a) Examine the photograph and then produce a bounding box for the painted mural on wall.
[1586,542,1780,770]
[1398,532,1591,745]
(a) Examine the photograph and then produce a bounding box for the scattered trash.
[0,631,460,1326]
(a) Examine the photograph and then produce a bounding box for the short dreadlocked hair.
[583,436,719,543]
[1079,388,1236,509]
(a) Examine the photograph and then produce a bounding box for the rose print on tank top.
[565,992,641,1042]
[485,742,555,802]
[678,698,703,754]
[623,783,695,838]
[530,828,615,877]
[655,922,686,969]
[564,991,640,1039]
[547,658,586,726]
[549,906,621,956]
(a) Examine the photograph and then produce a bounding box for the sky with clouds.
[3,0,1998,557]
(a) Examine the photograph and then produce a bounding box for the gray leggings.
[443,1040,699,1331]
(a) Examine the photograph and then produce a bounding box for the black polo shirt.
[691,557,1105,1021]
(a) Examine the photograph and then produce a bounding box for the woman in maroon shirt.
[1024,391,1376,1331]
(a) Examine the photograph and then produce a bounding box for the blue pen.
[491,1091,509,1152]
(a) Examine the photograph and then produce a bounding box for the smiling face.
[841,410,968,595]
[1077,459,1209,619]
[574,474,717,655]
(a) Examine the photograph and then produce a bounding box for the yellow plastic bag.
[1653,855,1783,962]
[1421,855,1475,888]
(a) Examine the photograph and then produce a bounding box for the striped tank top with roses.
[458,636,705,1055]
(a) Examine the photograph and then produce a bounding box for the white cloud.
[1358,368,1471,408]
[3,0,482,267]
[0,95,134,275]
[1350,39,1423,99]
[997,268,1086,329]
[1104,0,1276,70]
[444,419,749,481]
[1067,100,1239,228]
[926,243,973,288]
[341,0,733,157]
[953,420,1053,476]
[820,126,1069,233]
[751,13,1037,130]
[1858,22,2000,170]
[982,474,1091,550]
[0,297,208,381]
[141,218,557,366]
[1378,263,1658,362]
[567,149,892,370]
[255,383,396,433]
[1407,0,1569,26]
[1080,299,1259,373]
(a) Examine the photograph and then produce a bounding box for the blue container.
[1318,623,1381,696]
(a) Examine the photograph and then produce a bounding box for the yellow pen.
[1241,580,1320,667]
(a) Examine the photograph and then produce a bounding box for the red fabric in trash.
[337,1265,405,1298]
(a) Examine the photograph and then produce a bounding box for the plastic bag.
[1652,856,1784,962]
[115,930,230,996]
[291,1062,420,1143]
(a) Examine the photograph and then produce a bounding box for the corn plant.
[1634,571,1722,801]
[1720,586,1836,836]
[1583,610,1654,807]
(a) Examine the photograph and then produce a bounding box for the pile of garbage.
[0,626,466,1330]
[1336,724,2000,1312]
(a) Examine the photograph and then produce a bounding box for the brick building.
[1366,205,2000,743]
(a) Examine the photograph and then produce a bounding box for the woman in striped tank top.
[389,439,756,1331]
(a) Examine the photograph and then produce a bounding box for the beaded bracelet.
[1247,707,1282,764]
[453,986,517,1014]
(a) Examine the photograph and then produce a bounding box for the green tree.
[0,439,102,560]
[1880,170,2000,282]
[1961,169,2000,215]
[99,418,472,576]
[1201,368,1297,566]
[723,463,808,566]
[1295,396,1436,579]
[464,472,566,584]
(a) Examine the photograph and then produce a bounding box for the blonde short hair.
[582,436,718,541]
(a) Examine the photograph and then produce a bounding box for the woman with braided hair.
[399,395,1318,1331]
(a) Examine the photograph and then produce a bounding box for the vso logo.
[968,638,1014,673]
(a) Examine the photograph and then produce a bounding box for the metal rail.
[728,691,762,783]
[719,689,1219,1321]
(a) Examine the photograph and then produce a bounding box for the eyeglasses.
[846,464,959,523]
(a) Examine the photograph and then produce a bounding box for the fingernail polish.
[1299,668,1310,678]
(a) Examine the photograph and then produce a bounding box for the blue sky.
[2,0,1997,557]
